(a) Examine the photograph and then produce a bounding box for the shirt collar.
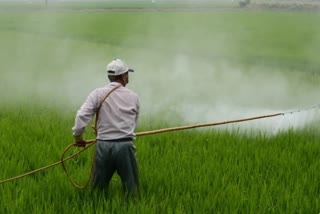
[109,82,123,87]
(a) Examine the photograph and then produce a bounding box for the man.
[72,59,140,195]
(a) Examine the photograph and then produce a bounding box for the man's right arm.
[72,90,99,139]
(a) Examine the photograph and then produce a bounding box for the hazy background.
[0,4,319,133]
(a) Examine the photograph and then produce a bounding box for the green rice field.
[0,2,320,213]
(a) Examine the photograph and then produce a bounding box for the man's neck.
[113,80,125,87]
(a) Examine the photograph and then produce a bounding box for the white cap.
[106,59,134,76]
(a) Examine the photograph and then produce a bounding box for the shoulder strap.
[92,84,122,136]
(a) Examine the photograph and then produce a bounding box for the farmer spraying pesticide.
[72,59,140,195]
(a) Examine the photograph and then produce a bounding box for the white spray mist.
[1,10,319,134]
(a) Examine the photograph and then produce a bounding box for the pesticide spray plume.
[0,9,319,134]
[1,40,319,134]
[129,53,320,133]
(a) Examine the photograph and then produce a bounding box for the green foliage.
[0,10,319,77]
[0,105,320,213]
[0,9,320,213]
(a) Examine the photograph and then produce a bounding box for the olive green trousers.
[92,140,139,194]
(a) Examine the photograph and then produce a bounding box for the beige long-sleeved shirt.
[72,82,140,140]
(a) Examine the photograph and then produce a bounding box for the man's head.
[107,59,134,86]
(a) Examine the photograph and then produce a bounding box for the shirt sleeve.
[72,90,99,137]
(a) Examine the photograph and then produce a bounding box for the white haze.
[130,53,320,133]
[0,12,319,134]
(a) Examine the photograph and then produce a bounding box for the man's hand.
[75,139,86,147]
[74,135,86,147]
